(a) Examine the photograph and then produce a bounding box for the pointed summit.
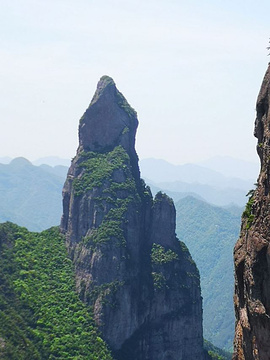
[89,75,116,106]
[78,76,138,157]
[61,76,205,360]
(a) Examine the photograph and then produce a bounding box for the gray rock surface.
[61,76,205,359]
[234,64,270,360]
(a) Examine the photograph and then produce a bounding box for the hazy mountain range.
[0,156,71,167]
[140,157,258,207]
[0,155,257,231]
[0,157,67,231]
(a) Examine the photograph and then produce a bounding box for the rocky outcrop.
[61,76,204,359]
[234,64,270,360]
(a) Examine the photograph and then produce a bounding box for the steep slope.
[60,76,205,359]
[0,222,113,359]
[234,64,270,359]
[176,196,242,350]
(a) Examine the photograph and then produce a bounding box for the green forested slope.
[204,340,232,360]
[0,222,113,360]
[176,196,242,350]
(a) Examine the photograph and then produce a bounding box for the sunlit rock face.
[61,76,205,360]
[234,64,270,360]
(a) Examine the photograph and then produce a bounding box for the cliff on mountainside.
[234,64,270,360]
[60,76,205,360]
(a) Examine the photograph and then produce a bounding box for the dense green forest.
[0,222,112,359]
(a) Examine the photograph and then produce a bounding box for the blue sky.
[1,0,269,165]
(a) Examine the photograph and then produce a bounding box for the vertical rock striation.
[234,64,270,360]
[61,76,204,359]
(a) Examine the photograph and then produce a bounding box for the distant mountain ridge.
[0,156,255,213]
[149,179,248,207]
[197,155,259,179]
[1,155,258,182]
[140,158,257,184]
[139,158,258,207]
[0,156,71,167]
[33,156,71,167]
[0,157,67,231]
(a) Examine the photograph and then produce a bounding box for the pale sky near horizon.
[1,0,270,165]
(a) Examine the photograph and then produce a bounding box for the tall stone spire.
[61,76,205,360]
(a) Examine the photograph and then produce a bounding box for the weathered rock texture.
[234,64,270,360]
[61,76,204,359]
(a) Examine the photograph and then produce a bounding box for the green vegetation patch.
[105,197,135,220]
[153,191,174,206]
[88,220,124,246]
[204,339,232,360]
[151,243,178,265]
[109,179,137,195]
[73,146,130,196]
[74,146,142,248]
[243,189,255,229]
[100,75,115,86]
[151,272,166,290]
[122,126,130,135]
[115,90,137,118]
[0,222,113,360]
[89,281,124,308]
[151,244,178,290]
[83,195,138,248]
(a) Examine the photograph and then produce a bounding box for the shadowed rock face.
[61,76,204,360]
[233,64,270,360]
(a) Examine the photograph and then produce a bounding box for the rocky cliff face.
[60,76,204,359]
[234,64,270,360]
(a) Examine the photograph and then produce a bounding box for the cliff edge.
[234,64,270,360]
